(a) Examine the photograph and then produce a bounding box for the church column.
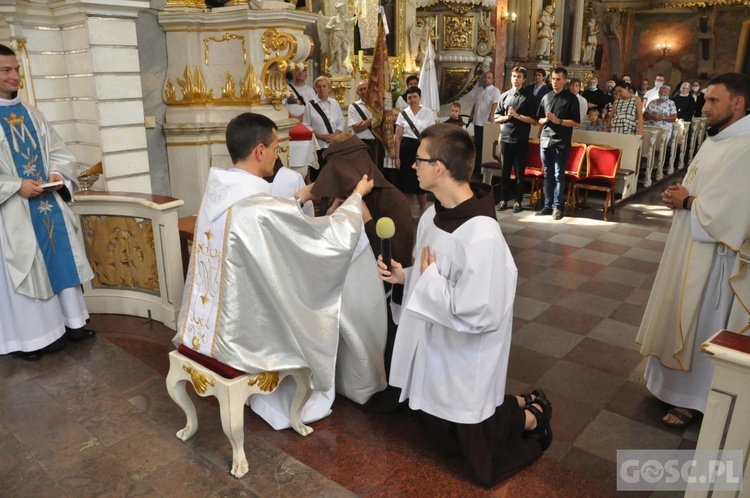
[569,0,585,64]
[0,0,153,193]
[528,0,543,61]
[551,0,566,64]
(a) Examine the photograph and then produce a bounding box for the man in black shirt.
[495,66,536,213]
[536,66,581,220]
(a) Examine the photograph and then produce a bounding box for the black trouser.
[500,140,527,205]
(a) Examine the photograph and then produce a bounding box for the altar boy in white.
[377,123,552,488]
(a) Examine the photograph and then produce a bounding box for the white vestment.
[390,207,517,424]
[177,167,384,430]
[637,114,750,412]
[0,97,91,354]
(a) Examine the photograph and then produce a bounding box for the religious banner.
[364,19,395,159]
[418,37,440,115]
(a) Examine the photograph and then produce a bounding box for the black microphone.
[376,217,395,271]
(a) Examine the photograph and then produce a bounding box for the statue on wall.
[318,3,358,75]
[409,17,434,70]
[582,16,599,65]
[535,5,557,61]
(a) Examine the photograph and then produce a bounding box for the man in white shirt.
[302,76,345,180]
[348,80,378,164]
[284,67,317,122]
[469,71,501,173]
[643,73,666,108]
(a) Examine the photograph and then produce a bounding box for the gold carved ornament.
[331,80,351,106]
[82,215,160,295]
[204,33,247,66]
[248,372,280,392]
[261,29,308,111]
[606,0,745,12]
[183,364,215,395]
[164,65,263,106]
[443,16,474,50]
[440,1,474,15]
[165,0,247,7]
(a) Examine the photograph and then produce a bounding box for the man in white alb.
[637,72,750,429]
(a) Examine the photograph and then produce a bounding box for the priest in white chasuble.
[175,112,375,430]
[637,73,750,429]
[0,44,94,362]
[377,124,551,488]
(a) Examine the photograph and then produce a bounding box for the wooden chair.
[480,139,503,185]
[573,145,623,221]
[564,142,587,214]
[166,347,313,478]
[525,139,543,209]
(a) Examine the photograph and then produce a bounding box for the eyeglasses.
[414,156,438,166]
[263,143,280,154]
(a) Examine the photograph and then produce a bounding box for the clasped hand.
[661,183,688,210]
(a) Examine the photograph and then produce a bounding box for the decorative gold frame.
[203,33,247,66]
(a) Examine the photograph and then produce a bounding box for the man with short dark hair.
[530,68,549,109]
[0,44,95,362]
[378,123,551,488]
[536,66,580,220]
[638,72,750,429]
[177,112,378,431]
[495,66,536,212]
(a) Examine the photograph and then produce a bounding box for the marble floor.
[0,174,700,497]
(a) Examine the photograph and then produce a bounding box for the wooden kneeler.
[165,349,314,478]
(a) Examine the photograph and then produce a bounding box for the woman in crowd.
[302,75,345,181]
[607,80,643,136]
[672,82,696,121]
[394,86,437,215]
[643,84,677,140]
[691,81,705,117]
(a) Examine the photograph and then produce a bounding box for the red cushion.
[525,168,543,178]
[177,345,245,379]
[289,122,313,141]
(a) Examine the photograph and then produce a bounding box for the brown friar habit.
[421,183,544,488]
[314,135,414,267]
[314,136,416,388]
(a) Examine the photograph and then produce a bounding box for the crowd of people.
[4,32,747,488]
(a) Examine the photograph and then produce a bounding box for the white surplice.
[389,208,517,424]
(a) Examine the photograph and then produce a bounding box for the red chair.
[524,140,543,209]
[573,145,623,221]
[564,143,587,214]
